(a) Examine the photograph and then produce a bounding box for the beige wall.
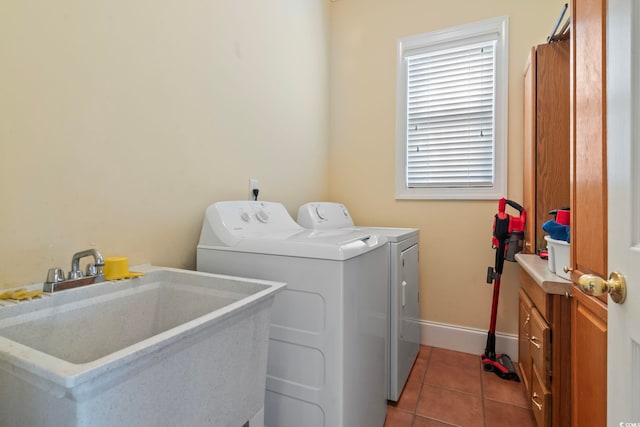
[0,0,330,287]
[329,0,565,334]
[1,0,565,338]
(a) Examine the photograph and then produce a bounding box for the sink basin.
[0,266,286,427]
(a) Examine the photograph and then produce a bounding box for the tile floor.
[385,345,536,427]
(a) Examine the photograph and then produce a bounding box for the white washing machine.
[196,201,389,427]
[297,202,421,402]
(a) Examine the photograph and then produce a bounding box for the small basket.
[544,236,570,280]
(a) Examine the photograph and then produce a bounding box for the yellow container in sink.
[104,257,144,281]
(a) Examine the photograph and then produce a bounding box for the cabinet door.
[523,48,536,254]
[518,289,534,393]
[535,41,570,252]
[571,289,607,427]
[523,42,570,254]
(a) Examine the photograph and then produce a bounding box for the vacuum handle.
[505,199,524,215]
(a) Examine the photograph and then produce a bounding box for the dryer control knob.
[315,206,326,220]
[256,209,270,223]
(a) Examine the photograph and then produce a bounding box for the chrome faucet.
[43,248,105,293]
[69,249,105,281]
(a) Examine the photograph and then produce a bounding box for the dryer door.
[400,243,421,343]
[390,242,421,401]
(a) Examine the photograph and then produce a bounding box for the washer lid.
[297,202,419,242]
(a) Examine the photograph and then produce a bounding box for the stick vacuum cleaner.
[482,198,526,381]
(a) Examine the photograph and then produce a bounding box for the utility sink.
[0,266,286,427]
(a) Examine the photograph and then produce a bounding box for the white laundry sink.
[0,266,285,427]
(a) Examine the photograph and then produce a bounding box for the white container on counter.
[545,235,571,280]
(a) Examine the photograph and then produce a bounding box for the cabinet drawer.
[530,307,551,387]
[518,289,534,392]
[531,365,551,427]
[519,268,550,320]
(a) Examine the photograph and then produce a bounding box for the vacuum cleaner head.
[482,353,520,382]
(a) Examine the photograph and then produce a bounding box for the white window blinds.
[406,40,497,188]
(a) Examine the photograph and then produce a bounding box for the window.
[396,17,509,200]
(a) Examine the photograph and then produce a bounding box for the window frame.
[395,16,509,200]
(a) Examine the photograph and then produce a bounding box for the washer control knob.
[256,209,270,223]
[315,206,326,220]
[240,212,251,222]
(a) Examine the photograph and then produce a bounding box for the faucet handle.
[46,268,66,284]
[86,263,97,276]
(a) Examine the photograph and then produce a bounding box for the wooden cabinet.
[517,257,571,427]
[521,1,608,424]
[521,38,572,427]
[569,0,608,425]
[523,40,571,254]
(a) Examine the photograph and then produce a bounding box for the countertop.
[515,253,572,295]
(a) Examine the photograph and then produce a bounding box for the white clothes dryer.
[297,202,421,402]
[197,201,389,427]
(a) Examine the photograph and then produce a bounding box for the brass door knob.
[577,272,627,304]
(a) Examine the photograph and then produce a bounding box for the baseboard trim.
[417,320,519,362]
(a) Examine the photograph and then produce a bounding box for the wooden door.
[570,0,608,425]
